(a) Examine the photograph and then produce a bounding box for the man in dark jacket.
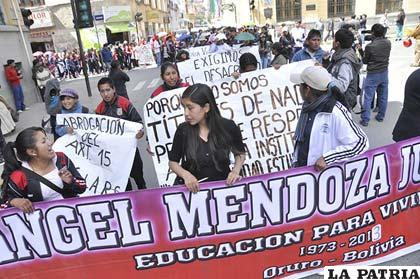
[392,69,420,142]
[324,29,362,109]
[101,44,113,72]
[360,24,391,126]
[108,61,130,99]
[95,77,146,190]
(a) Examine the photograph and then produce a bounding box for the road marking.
[147,78,161,88]
[133,80,146,91]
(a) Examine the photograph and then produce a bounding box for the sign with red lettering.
[29,7,54,29]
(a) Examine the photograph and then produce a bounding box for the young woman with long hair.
[1,127,86,213]
[168,84,246,192]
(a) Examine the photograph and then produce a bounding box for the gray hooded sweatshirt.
[44,78,61,115]
[327,48,362,109]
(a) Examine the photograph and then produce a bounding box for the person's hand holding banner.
[53,113,143,196]
[136,130,144,139]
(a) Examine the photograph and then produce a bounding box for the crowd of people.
[1,13,420,213]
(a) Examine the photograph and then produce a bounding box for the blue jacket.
[292,47,325,63]
[101,48,113,63]
[55,102,89,136]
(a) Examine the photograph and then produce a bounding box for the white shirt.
[380,15,389,28]
[22,159,64,201]
[302,102,369,166]
[291,27,306,48]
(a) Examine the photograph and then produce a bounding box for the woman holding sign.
[150,62,189,98]
[0,127,86,213]
[168,84,246,193]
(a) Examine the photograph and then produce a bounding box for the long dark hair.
[160,62,179,79]
[160,62,181,90]
[181,84,242,172]
[1,127,46,180]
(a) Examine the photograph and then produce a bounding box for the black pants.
[50,115,59,141]
[126,148,146,191]
[0,121,5,161]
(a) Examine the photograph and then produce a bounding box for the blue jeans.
[361,70,388,123]
[396,24,403,40]
[260,55,269,69]
[155,53,161,66]
[11,84,25,111]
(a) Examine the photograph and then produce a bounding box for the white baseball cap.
[290,65,332,91]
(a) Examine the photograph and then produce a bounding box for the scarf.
[294,92,331,143]
[162,80,181,91]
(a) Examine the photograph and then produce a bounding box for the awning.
[105,22,134,33]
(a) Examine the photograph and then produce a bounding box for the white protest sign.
[187,45,210,58]
[144,60,314,187]
[187,44,242,59]
[53,114,142,196]
[136,45,156,65]
[177,45,261,84]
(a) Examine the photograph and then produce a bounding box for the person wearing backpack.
[324,28,362,110]
[0,127,86,213]
[55,88,89,137]
[44,78,61,140]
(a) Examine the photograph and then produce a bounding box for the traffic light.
[135,12,143,22]
[20,8,34,28]
[250,0,255,10]
[75,0,93,28]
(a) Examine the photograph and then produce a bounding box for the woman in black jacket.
[1,127,86,213]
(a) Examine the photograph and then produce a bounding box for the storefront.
[28,6,55,52]
[103,6,135,44]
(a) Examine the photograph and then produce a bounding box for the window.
[0,4,5,25]
[306,4,316,11]
[328,0,355,18]
[18,0,45,7]
[376,0,402,14]
[275,0,301,22]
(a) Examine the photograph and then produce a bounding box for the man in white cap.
[209,33,232,53]
[291,65,369,171]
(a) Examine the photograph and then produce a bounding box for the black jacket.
[95,95,142,124]
[4,152,86,204]
[108,70,130,99]
[393,69,420,142]
[362,37,391,73]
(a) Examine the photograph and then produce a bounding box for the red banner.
[0,138,419,278]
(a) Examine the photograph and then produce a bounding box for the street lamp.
[221,3,237,26]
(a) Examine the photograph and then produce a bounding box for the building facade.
[17,0,172,53]
[220,0,420,27]
[0,0,39,110]
[273,0,420,24]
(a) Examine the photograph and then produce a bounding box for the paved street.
[4,39,420,269]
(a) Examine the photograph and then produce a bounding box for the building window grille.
[376,0,402,14]
[327,0,355,18]
[275,0,301,22]
[0,5,5,25]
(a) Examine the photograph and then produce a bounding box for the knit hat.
[60,88,79,99]
[7,59,15,65]
[290,65,332,91]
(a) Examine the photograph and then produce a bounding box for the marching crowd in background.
[1,12,420,212]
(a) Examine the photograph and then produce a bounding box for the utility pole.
[10,0,32,66]
[70,0,92,97]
